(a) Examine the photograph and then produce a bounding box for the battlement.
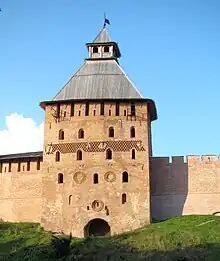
[150,156,187,164]
[187,155,220,163]
[151,154,220,164]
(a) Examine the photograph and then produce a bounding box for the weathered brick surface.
[2,101,220,237]
[150,155,220,220]
[41,102,151,237]
[0,161,42,222]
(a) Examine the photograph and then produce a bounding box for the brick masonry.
[150,155,220,221]
[0,160,42,222]
[41,101,151,237]
[1,101,220,237]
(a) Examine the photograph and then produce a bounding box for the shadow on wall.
[150,156,188,221]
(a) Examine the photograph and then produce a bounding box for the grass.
[1,215,220,260]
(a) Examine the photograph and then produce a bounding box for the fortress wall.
[0,159,43,222]
[150,155,220,221]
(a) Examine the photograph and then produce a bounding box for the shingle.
[53,60,143,101]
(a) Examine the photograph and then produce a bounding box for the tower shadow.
[150,156,188,221]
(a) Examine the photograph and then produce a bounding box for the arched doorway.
[84,218,111,237]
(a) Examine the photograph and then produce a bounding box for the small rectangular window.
[116,102,120,116]
[122,193,127,204]
[124,110,127,116]
[27,161,30,171]
[18,162,21,172]
[131,102,136,116]
[57,104,60,118]
[37,160,40,170]
[23,165,25,171]
[9,162,11,172]
[100,102,104,115]
[109,110,111,116]
[70,103,75,116]
[78,111,81,116]
[85,102,89,116]
[94,110,96,116]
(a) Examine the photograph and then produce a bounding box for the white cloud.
[0,113,44,155]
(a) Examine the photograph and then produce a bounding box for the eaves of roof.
[0,151,43,162]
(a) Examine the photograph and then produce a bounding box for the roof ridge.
[52,62,86,100]
[115,62,143,98]
[53,59,143,101]
[93,27,111,43]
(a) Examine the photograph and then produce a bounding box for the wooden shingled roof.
[40,26,157,121]
[53,60,143,101]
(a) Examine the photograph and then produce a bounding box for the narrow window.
[63,111,66,117]
[131,102,136,116]
[78,110,81,116]
[130,126,135,138]
[109,110,111,116]
[69,195,72,205]
[78,129,84,139]
[100,102,104,115]
[122,172,128,183]
[104,46,109,52]
[57,104,60,118]
[71,103,75,116]
[0,163,2,173]
[116,102,120,116]
[55,151,60,162]
[122,193,127,204]
[93,47,98,53]
[4,167,7,172]
[27,161,30,171]
[93,173,98,184]
[18,162,21,172]
[85,102,89,116]
[132,149,136,159]
[37,160,40,170]
[106,149,112,160]
[9,162,11,172]
[124,110,127,116]
[109,127,114,138]
[94,110,96,116]
[23,165,25,171]
[59,129,64,140]
[87,206,90,210]
[77,150,82,160]
[58,173,63,184]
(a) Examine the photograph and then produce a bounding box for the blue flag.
[105,18,110,25]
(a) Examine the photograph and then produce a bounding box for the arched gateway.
[84,218,111,237]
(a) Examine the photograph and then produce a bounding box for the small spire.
[103,12,110,28]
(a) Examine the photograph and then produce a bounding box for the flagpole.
[103,12,106,28]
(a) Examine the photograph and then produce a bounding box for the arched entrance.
[84,218,111,237]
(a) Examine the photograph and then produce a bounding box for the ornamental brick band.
[46,140,146,154]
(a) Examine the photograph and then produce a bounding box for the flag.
[104,18,110,25]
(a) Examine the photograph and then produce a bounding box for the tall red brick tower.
[40,25,157,237]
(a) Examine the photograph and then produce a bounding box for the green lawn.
[1,215,220,260]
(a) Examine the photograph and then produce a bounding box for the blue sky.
[0,0,220,156]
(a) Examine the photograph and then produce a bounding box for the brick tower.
[40,25,157,237]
